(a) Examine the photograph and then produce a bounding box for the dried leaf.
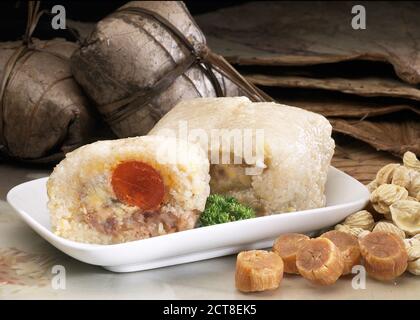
[277,97,419,118]
[245,74,420,102]
[197,1,420,84]
[330,119,420,156]
[255,84,420,119]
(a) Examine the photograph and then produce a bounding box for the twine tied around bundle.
[0,1,78,163]
[100,5,274,125]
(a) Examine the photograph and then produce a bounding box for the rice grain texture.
[47,136,210,244]
[150,97,335,214]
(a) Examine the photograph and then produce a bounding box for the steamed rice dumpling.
[0,38,107,161]
[71,1,243,138]
[47,135,210,244]
[150,97,335,215]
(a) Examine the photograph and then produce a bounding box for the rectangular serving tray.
[7,166,369,272]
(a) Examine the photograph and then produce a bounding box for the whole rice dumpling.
[0,38,108,162]
[71,1,245,138]
[150,97,335,215]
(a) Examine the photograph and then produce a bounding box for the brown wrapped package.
[0,39,110,162]
[71,1,268,138]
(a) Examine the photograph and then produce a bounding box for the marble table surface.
[1,161,419,300]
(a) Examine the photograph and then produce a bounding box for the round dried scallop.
[372,221,406,239]
[370,184,409,214]
[359,231,408,281]
[390,200,420,236]
[343,210,375,230]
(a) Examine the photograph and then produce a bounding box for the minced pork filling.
[78,160,198,239]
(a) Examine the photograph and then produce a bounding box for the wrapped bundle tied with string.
[71,1,271,138]
[0,2,109,162]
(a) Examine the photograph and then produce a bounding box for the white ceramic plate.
[7,167,369,272]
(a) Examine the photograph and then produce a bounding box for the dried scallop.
[235,250,284,292]
[359,232,407,281]
[296,238,344,286]
[320,230,361,275]
[272,233,309,274]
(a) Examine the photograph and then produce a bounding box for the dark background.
[0,1,248,41]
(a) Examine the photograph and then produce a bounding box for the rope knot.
[195,43,210,62]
